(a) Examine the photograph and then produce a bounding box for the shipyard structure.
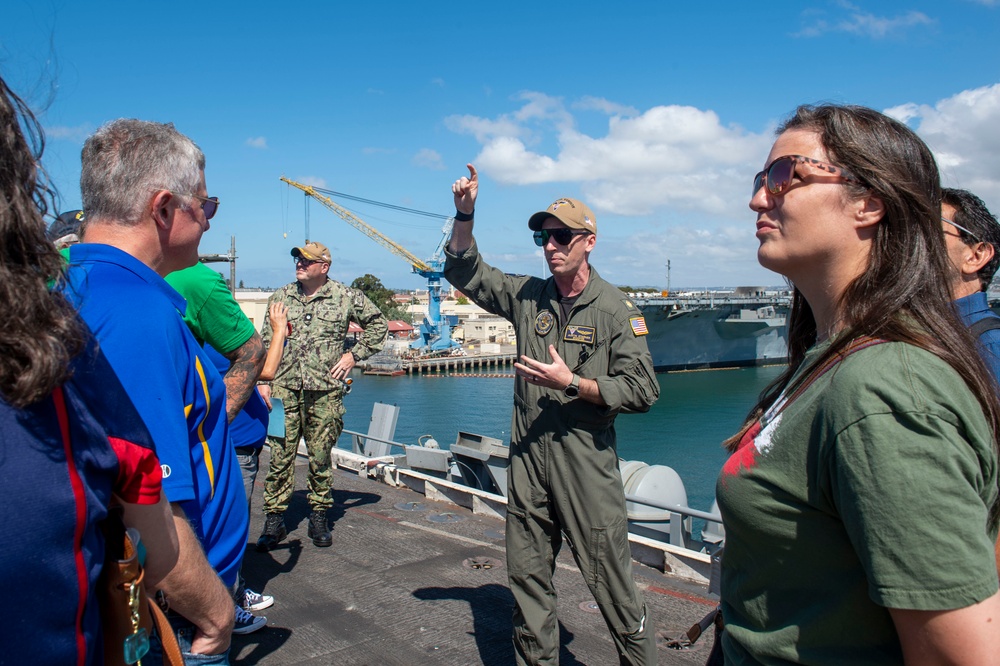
[232,285,791,373]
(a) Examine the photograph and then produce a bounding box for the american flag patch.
[629,316,648,336]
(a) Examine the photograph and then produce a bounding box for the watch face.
[564,385,579,397]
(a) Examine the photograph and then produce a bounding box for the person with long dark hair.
[717,104,1000,664]
[0,74,180,663]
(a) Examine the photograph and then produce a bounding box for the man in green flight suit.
[256,241,388,549]
[445,164,661,665]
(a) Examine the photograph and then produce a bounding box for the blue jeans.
[234,446,261,602]
[235,446,260,513]
[148,613,231,665]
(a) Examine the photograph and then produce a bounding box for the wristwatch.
[563,374,580,397]
[350,351,361,363]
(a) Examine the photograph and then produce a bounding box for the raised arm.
[258,302,288,382]
[448,163,478,253]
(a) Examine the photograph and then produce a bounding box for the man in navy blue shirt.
[942,188,1000,381]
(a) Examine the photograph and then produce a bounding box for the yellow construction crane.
[280,176,458,351]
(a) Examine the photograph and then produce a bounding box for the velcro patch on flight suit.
[535,311,556,335]
[563,325,596,344]
[629,317,648,336]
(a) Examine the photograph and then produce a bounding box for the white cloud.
[45,123,92,142]
[444,83,1000,286]
[362,146,396,155]
[412,148,446,171]
[297,176,327,188]
[885,83,1000,208]
[431,78,445,87]
[794,3,933,39]
[574,96,639,117]
[246,136,267,149]
[447,92,771,216]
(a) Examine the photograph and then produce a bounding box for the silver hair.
[80,119,205,225]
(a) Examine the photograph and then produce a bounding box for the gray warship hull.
[636,293,791,372]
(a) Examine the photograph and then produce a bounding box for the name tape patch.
[563,325,596,344]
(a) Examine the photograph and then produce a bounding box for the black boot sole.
[255,530,287,552]
[309,532,332,547]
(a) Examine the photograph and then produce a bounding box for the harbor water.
[336,365,784,514]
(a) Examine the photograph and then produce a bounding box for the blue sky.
[4,0,1000,291]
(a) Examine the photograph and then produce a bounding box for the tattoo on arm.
[222,334,265,422]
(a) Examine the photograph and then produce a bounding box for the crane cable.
[309,186,451,221]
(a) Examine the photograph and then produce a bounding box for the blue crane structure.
[281,177,460,352]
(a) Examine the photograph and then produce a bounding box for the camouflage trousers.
[262,386,345,513]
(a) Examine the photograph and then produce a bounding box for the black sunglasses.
[152,189,220,220]
[752,155,860,199]
[294,256,322,267]
[533,228,591,247]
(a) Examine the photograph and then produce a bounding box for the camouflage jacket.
[262,278,388,392]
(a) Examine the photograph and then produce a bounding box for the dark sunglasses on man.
[533,228,591,247]
[184,193,220,220]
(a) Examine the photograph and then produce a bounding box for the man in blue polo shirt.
[942,188,1000,381]
[62,119,243,663]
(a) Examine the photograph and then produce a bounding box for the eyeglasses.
[294,256,322,267]
[942,216,980,242]
[533,228,591,247]
[752,155,861,198]
[181,193,220,220]
[154,189,220,220]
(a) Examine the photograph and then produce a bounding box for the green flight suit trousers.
[505,430,656,665]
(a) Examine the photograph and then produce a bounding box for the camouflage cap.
[291,241,332,263]
[527,197,597,234]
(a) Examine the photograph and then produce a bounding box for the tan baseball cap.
[528,197,597,234]
[291,241,332,263]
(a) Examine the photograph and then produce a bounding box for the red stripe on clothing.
[53,386,89,666]
[109,437,162,505]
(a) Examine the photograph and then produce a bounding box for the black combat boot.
[308,509,332,547]
[256,513,286,552]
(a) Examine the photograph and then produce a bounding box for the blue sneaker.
[240,587,274,612]
[233,605,266,635]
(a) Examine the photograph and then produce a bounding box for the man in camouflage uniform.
[256,241,388,549]
[445,165,660,665]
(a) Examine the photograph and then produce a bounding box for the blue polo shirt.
[204,344,269,450]
[61,244,247,586]
[955,291,1000,384]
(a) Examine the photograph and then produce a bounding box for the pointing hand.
[452,163,478,215]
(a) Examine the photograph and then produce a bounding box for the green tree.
[351,273,407,320]
[456,295,469,305]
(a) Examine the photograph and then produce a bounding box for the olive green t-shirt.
[717,341,998,665]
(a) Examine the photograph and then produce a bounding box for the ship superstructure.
[635,287,791,372]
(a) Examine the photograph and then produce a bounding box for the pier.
[397,353,518,375]
[236,447,718,664]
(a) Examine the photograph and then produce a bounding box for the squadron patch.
[563,325,596,344]
[534,311,556,335]
[629,316,648,336]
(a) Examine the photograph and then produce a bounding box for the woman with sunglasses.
[717,104,1000,664]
